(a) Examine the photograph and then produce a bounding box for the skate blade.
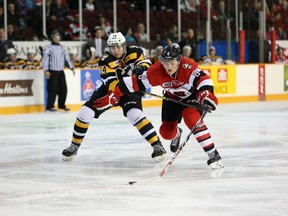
[209,160,224,169]
[62,155,75,161]
[153,153,168,162]
[170,145,179,153]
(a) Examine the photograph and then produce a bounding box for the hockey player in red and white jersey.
[94,43,224,169]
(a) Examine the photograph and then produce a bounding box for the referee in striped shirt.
[42,30,75,112]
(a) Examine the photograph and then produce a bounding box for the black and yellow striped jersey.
[24,60,42,69]
[71,60,81,68]
[81,58,100,68]
[98,46,151,91]
[3,58,26,69]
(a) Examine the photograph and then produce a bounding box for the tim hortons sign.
[0,80,33,97]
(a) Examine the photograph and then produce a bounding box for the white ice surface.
[0,101,288,216]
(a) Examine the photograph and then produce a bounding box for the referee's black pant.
[46,70,67,110]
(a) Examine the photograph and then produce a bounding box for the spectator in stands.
[69,48,81,68]
[0,27,15,62]
[266,25,280,40]
[246,0,260,30]
[276,26,287,40]
[14,0,28,22]
[279,0,288,19]
[49,0,74,22]
[182,45,193,60]
[215,0,228,22]
[0,6,4,27]
[268,2,281,18]
[26,0,37,11]
[65,14,89,41]
[82,26,107,59]
[24,48,41,69]
[7,24,17,40]
[179,28,201,60]
[149,45,163,64]
[133,22,148,42]
[249,30,271,63]
[199,0,218,21]
[7,2,19,27]
[272,12,283,30]
[85,0,95,11]
[97,14,111,39]
[183,0,200,12]
[162,37,174,47]
[80,47,100,68]
[163,24,178,44]
[275,46,288,63]
[3,48,26,69]
[125,27,137,43]
[25,0,43,39]
[198,46,224,65]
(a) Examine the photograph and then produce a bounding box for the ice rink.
[0,101,288,216]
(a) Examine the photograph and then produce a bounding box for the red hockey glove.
[93,91,120,110]
[196,90,218,111]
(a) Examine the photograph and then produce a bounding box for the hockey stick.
[142,91,211,113]
[159,109,209,177]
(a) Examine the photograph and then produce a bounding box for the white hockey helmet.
[27,48,36,54]
[7,48,17,55]
[209,46,216,51]
[69,48,78,55]
[107,32,126,46]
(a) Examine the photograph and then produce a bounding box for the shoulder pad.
[98,53,116,67]
[127,46,143,55]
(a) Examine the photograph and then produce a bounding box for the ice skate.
[58,107,70,112]
[62,143,79,161]
[170,127,183,153]
[207,149,224,169]
[151,141,167,162]
[46,108,57,112]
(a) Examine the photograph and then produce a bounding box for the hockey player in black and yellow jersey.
[62,32,167,162]
[69,48,81,68]
[3,48,26,69]
[24,48,41,69]
[80,47,100,68]
[198,46,224,65]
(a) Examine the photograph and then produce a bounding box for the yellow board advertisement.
[199,65,236,94]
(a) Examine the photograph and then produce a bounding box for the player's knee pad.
[182,108,201,129]
[159,121,178,140]
[126,108,146,126]
[76,106,95,123]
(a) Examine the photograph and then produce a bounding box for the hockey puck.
[128,181,137,185]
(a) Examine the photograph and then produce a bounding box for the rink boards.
[0,64,288,114]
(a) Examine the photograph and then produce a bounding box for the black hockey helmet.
[50,30,61,39]
[160,43,182,62]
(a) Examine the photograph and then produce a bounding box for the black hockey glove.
[132,65,149,76]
